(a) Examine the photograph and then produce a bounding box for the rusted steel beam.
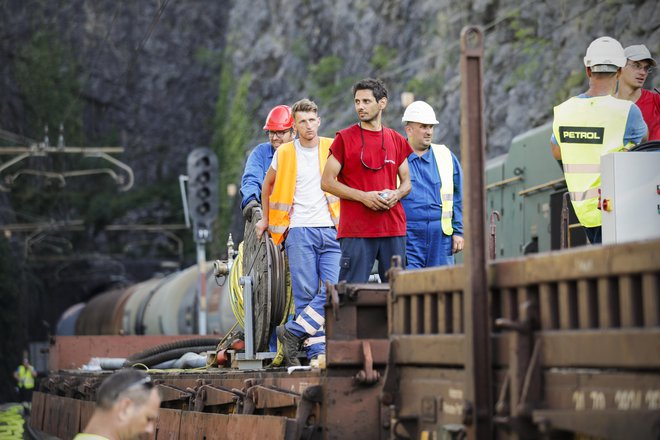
[325,283,389,340]
[322,376,385,440]
[326,339,389,367]
[390,266,465,295]
[247,385,299,410]
[177,412,289,440]
[538,329,660,368]
[459,24,492,439]
[533,409,660,440]
[153,408,182,439]
[499,238,660,287]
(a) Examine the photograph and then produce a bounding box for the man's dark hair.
[96,369,155,410]
[352,78,388,102]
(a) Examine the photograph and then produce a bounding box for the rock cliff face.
[0,0,658,235]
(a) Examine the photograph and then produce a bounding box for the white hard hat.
[584,36,626,72]
[401,101,439,125]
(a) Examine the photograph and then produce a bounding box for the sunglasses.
[359,124,388,171]
[110,375,154,400]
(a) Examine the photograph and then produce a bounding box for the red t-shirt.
[636,89,660,141]
[330,124,412,238]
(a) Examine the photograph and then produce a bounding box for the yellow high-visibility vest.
[552,95,631,227]
[429,144,455,235]
[17,365,35,389]
[268,137,340,245]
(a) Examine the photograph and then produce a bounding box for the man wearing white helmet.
[617,44,659,140]
[401,101,464,267]
[551,36,647,244]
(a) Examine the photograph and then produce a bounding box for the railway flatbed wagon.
[32,238,660,439]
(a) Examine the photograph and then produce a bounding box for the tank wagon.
[56,264,235,336]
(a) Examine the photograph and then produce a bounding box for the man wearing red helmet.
[240,105,295,220]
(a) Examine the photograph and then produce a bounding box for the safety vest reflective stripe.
[563,164,601,173]
[430,144,454,235]
[552,95,631,228]
[569,187,600,202]
[268,137,340,245]
[303,336,326,346]
[269,201,291,211]
[268,224,288,234]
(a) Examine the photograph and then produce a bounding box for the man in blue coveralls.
[401,101,464,267]
[240,105,295,220]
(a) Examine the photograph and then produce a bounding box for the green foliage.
[211,67,253,251]
[555,69,585,102]
[14,31,83,145]
[371,45,398,72]
[309,56,345,103]
[194,47,223,69]
[502,16,550,90]
[290,37,309,60]
[405,72,445,101]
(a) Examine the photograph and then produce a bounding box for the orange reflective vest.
[268,137,340,245]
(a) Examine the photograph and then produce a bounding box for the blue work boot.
[276,325,302,367]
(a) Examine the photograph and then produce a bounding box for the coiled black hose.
[125,338,220,362]
[123,345,216,368]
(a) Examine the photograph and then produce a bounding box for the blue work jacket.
[240,142,275,209]
[401,147,464,235]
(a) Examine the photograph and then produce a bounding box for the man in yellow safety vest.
[401,101,464,267]
[551,36,647,244]
[14,357,36,403]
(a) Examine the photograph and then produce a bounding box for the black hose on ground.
[125,338,220,362]
[124,345,216,368]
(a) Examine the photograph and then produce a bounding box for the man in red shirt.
[618,44,658,140]
[322,78,412,283]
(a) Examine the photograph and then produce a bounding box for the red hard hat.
[263,105,293,131]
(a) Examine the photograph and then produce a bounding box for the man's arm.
[240,147,267,209]
[451,155,464,254]
[624,103,648,146]
[551,139,562,160]
[255,167,276,238]
[383,158,411,208]
[321,155,389,211]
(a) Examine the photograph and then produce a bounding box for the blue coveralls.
[240,142,275,209]
[401,147,463,268]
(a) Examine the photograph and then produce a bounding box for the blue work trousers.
[406,220,454,268]
[284,227,340,359]
[338,236,406,283]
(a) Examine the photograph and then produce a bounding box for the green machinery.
[485,122,585,259]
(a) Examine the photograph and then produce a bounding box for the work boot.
[276,325,302,367]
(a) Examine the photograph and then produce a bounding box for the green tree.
[210,67,253,251]
[14,31,83,145]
